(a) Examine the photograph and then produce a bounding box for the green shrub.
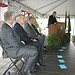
[48,32,61,47]
[64,33,70,43]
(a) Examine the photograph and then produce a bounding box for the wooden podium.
[48,22,65,43]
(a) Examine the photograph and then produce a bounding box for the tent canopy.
[17,0,75,17]
[1,0,75,17]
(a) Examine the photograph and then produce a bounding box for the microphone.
[56,16,60,18]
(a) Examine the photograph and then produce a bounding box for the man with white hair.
[14,14,44,67]
[1,11,38,75]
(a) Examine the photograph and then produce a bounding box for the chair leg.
[20,59,24,64]
[3,63,15,75]
[10,58,24,75]
[6,71,10,75]
[3,58,24,75]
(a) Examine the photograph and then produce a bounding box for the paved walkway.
[0,42,75,75]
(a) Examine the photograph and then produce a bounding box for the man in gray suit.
[24,16,45,52]
[14,14,43,64]
[1,11,38,75]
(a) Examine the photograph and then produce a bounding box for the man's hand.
[38,35,41,37]
[21,41,25,44]
[41,33,44,36]
[33,39,37,42]
[38,34,44,37]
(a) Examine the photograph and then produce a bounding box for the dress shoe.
[43,48,48,50]
[24,70,31,75]
[30,68,37,73]
[35,63,46,69]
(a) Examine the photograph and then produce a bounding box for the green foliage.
[30,14,38,19]
[35,16,39,19]
[64,33,70,43]
[30,14,39,28]
[35,22,39,28]
[48,32,61,47]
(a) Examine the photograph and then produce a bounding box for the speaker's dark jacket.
[48,15,57,26]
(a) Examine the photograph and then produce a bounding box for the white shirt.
[28,22,33,28]
[28,22,32,26]
[17,22,24,28]
[5,22,13,28]
[17,22,22,26]
[28,22,37,35]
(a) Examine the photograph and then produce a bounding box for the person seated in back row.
[24,16,45,50]
[32,18,48,50]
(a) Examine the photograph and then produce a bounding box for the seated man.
[32,18,48,50]
[1,11,38,75]
[32,18,43,36]
[14,14,43,64]
[24,16,45,49]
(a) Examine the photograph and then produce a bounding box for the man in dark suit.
[14,14,43,64]
[31,18,42,36]
[32,18,48,50]
[48,11,57,27]
[1,11,38,75]
[24,16,45,50]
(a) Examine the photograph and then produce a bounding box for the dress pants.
[27,41,43,61]
[16,45,38,72]
[33,35,45,49]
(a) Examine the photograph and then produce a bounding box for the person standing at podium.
[48,11,57,27]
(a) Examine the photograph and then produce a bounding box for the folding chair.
[0,38,25,75]
[3,58,24,75]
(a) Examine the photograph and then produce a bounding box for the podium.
[48,22,65,43]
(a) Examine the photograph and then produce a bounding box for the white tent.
[1,0,75,36]
[8,0,75,17]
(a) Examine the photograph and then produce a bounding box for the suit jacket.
[1,22,24,58]
[24,23,38,37]
[48,15,57,26]
[31,24,41,35]
[24,23,45,48]
[14,22,32,44]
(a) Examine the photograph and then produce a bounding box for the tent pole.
[73,16,75,35]
[16,1,43,17]
[0,7,1,20]
[36,0,60,10]
[44,0,68,15]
